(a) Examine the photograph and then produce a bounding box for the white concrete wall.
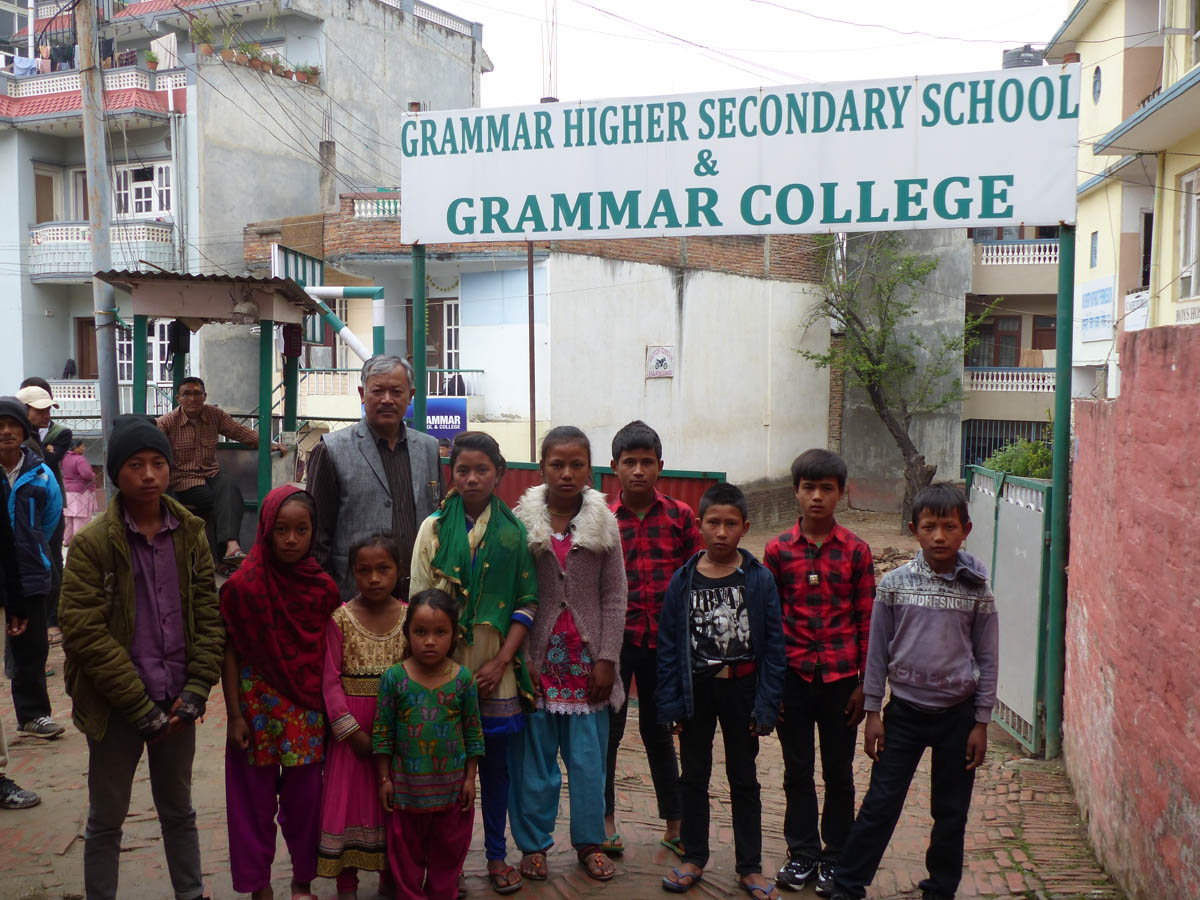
[546,254,828,483]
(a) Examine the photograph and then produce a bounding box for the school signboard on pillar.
[398,65,1080,243]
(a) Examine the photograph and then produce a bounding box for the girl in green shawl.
[410,431,538,894]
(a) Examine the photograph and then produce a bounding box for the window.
[1180,169,1200,298]
[1090,231,1099,268]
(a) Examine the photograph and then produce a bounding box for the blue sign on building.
[405,398,468,440]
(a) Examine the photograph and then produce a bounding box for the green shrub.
[983,438,1052,479]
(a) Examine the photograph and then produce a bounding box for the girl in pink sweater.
[511,426,628,883]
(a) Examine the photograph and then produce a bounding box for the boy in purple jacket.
[827,483,998,900]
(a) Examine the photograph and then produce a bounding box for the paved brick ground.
[2,641,1124,900]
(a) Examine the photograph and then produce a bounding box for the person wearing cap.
[18,379,72,645]
[0,397,64,739]
[60,414,221,900]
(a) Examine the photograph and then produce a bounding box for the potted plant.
[144,49,159,71]
[235,41,252,65]
[190,17,214,56]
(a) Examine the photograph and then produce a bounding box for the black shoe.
[775,854,817,890]
[0,776,41,809]
[814,860,835,897]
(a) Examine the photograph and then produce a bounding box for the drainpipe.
[1044,223,1075,759]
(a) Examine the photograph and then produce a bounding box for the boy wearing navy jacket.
[657,483,786,900]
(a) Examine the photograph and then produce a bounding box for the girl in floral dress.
[319,535,408,899]
[220,486,341,900]
[510,426,628,883]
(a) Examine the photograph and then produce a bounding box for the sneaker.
[0,776,41,809]
[814,860,835,897]
[776,854,817,890]
[18,716,65,739]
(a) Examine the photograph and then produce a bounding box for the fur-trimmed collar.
[514,484,620,555]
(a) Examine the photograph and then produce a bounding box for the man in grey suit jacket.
[307,355,442,600]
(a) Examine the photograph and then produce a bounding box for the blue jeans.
[832,697,978,900]
[508,709,608,853]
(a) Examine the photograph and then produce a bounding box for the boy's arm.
[752,573,787,731]
[654,569,686,725]
[185,541,223,695]
[59,536,157,726]
[862,590,896,715]
[971,587,1000,723]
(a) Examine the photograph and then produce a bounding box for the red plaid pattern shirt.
[764,519,875,683]
[609,491,704,650]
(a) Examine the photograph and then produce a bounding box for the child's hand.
[474,656,507,697]
[460,777,476,811]
[965,722,988,770]
[348,729,373,760]
[844,684,866,727]
[864,711,885,761]
[378,779,394,812]
[227,715,251,751]
[587,660,616,705]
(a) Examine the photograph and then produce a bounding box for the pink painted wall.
[1065,326,1200,900]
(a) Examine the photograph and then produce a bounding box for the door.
[75,318,98,379]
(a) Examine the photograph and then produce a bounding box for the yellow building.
[1047,0,1200,394]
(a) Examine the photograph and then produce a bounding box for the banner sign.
[405,398,468,440]
[399,65,1080,243]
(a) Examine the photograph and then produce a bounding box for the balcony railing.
[966,367,1056,393]
[29,220,176,280]
[977,239,1059,266]
[4,65,186,98]
[300,367,484,398]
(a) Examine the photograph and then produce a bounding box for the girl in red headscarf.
[220,485,341,900]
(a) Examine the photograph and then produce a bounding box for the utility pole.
[76,0,120,459]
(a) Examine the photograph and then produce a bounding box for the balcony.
[972,239,1060,296]
[29,220,177,282]
[962,367,1055,422]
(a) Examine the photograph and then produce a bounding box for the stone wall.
[1064,325,1200,900]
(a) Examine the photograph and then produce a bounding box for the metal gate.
[964,466,1053,755]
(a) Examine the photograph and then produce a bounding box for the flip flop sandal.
[519,851,549,881]
[660,837,686,858]
[489,865,523,895]
[662,867,703,893]
[601,833,625,857]
[579,850,616,882]
[740,881,782,900]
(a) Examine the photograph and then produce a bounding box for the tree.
[801,232,988,525]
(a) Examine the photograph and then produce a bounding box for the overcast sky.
[429,0,1073,109]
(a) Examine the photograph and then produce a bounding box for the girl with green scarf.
[410,431,538,895]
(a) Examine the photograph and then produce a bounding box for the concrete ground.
[0,511,1124,900]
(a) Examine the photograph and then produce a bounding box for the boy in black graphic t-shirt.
[656,483,787,900]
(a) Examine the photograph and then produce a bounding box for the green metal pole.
[132,315,148,414]
[283,355,298,433]
[258,320,274,510]
[1044,224,1075,759]
[412,245,427,431]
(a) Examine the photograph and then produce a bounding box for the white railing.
[29,220,176,278]
[353,196,400,219]
[966,367,1056,393]
[6,66,183,98]
[978,239,1059,266]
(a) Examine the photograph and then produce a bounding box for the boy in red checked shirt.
[602,420,703,858]
[764,449,875,898]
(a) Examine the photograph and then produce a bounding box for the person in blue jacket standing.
[0,397,64,739]
[657,482,786,900]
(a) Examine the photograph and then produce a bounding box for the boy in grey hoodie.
[828,483,998,900]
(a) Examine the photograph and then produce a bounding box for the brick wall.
[1065,325,1200,900]
[242,193,828,283]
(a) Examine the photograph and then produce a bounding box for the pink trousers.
[225,747,322,893]
[388,805,474,900]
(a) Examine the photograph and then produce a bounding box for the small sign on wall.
[646,345,674,379]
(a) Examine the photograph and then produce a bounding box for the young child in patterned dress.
[220,486,341,900]
[319,535,409,899]
[373,588,484,900]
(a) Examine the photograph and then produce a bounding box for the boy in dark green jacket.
[60,416,222,900]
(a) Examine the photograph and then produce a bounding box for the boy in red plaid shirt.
[764,449,875,897]
[602,421,703,857]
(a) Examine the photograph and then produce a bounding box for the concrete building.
[0,0,489,404]
[243,194,833,482]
